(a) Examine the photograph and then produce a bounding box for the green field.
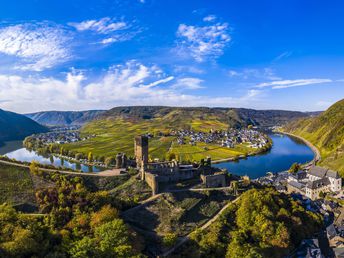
[0,163,36,205]
[63,117,258,162]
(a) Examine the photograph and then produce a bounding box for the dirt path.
[0,159,126,177]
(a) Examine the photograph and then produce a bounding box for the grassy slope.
[63,108,256,161]
[283,99,344,176]
[0,163,36,205]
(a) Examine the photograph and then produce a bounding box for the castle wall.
[144,172,158,195]
[201,173,227,188]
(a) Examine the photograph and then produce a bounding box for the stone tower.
[135,136,149,179]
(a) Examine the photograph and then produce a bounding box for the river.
[213,133,315,178]
[0,141,103,172]
[0,133,314,177]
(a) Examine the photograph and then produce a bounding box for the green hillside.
[283,99,344,176]
[62,106,307,162]
[0,109,48,143]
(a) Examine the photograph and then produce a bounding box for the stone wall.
[144,172,158,195]
[201,173,227,188]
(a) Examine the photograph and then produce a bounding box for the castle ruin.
[134,135,228,195]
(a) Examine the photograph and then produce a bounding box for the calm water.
[213,134,315,179]
[0,142,103,172]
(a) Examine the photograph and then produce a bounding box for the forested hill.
[0,109,48,142]
[99,106,316,128]
[26,110,105,126]
[283,99,344,176]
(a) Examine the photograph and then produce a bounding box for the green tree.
[163,233,178,247]
[94,219,134,257]
[289,162,301,173]
[29,160,40,174]
[88,152,93,162]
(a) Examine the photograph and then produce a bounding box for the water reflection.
[4,148,103,172]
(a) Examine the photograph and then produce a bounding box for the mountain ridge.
[25,110,105,126]
[0,109,48,142]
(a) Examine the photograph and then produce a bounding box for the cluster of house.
[287,166,342,200]
[32,129,95,145]
[170,129,268,148]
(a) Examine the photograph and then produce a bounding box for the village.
[171,128,269,148]
[27,126,95,145]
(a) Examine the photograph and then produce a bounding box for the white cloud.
[274,51,292,61]
[0,61,262,113]
[256,79,333,89]
[69,18,127,34]
[170,77,204,90]
[203,15,217,22]
[228,68,281,80]
[69,17,138,45]
[176,21,231,62]
[0,23,71,71]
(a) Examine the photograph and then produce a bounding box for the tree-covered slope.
[283,99,344,176]
[25,110,105,126]
[0,109,48,142]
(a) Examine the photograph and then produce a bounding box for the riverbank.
[277,131,321,165]
[212,136,273,164]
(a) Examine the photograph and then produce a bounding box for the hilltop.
[100,106,313,128]
[283,99,344,176]
[62,106,314,161]
[25,110,105,126]
[0,109,47,143]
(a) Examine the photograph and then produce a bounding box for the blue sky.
[0,0,343,113]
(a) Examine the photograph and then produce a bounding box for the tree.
[90,205,119,229]
[29,161,40,174]
[94,219,134,257]
[163,233,178,247]
[88,152,93,162]
[289,163,301,173]
[70,236,96,258]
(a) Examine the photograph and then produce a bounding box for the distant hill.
[100,106,313,128]
[0,109,48,142]
[283,99,344,176]
[25,110,105,126]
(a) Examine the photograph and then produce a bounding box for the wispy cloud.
[0,22,71,71]
[0,61,262,113]
[203,15,217,22]
[273,51,293,62]
[69,18,126,34]
[170,77,204,90]
[256,78,333,89]
[68,17,137,45]
[228,68,281,80]
[176,19,231,62]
